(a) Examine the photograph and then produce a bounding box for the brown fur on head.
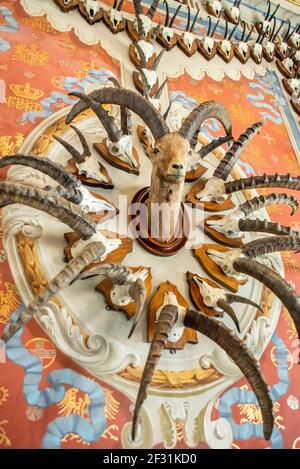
[151,133,190,184]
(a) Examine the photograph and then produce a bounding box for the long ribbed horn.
[256,23,264,43]
[190,8,200,33]
[184,309,274,440]
[54,134,84,163]
[70,124,91,157]
[198,135,233,158]
[241,234,300,259]
[269,17,277,41]
[132,304,178,441]
[68,93,122,143]
[117,0,125,11]
[233,257,300,356]
[134,41,148,69]
[169,3,182,28]
[239,218,297,237]
[66,87,169,140]
[133,0,145,37]
[113,0,117,9]
[0,154,82,203]
[185,5,191,32]
[214,122,262,180]
[108,77,132,135]
[179,101,232,142]
[0,182,96,239]
[138,67,151,98]
[154,78,168,99]
[152,49,165,71]
[240,193,299,216]
[216,298,240,332]
[1,242,105,343]
[163,0,169,26]
[264,0,271,20]
[225,173,300,194]
[147,0,159,19]
[226,293,263,314]
[163,101,172,120]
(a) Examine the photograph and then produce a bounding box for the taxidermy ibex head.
[66,87,232,242]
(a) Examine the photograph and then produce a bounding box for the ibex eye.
[153,147,160,155]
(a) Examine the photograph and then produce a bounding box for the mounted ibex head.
[259,0,280,37]
[199,16,219,59]
[234,21,254,63]
[217,17,239,61]
[132,0,159,38]
[207,0,223,18]
[66,87,232,241]
[226,0,242,24]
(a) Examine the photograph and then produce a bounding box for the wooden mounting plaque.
[224,9,239,24]
[205,2,221,17]
[216,44,234,63]
[127,20,152,42]
[93,140,140,175]
[54,0,79,13]
[291,98,300,117]
[276,60,295,79]
[204,215,244,248]
[250,48,262,65]
[177,36,198,57]
[197,40,217,61]
[283,78,299,97]
[193,244,247,293]
[148,281,198,350]
[129,43,156,69]
[185,164,208,182]
[95,266,152,320]
[186,179,235,212]
[78,3,103,24]
[132,71,158,98]
[233,44,250,64]
[186,271,221,317]
[129,187,189,257]
[63,230,133,268]
[275,44,288,60]
[102,11,126,34]
[84,191,119,225]
[156,32,178,51]
[65,157,113,189]
[263,48,274,63]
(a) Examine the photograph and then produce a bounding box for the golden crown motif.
[9,82,44,100]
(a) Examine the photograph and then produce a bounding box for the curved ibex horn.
[283,19,291,42]
[211,19,220,38]
[132,304,178,441]
[67,92,122,143]
[184,309,274,440]
[225,173,300,194]
[133,41,148,69]
[240,193,299,216]
[113,0,117,9]
[169,3,182,28]
[238,218,298,237]
[152,49,165,71]
[163,0,169,26]
[233,256,300,358]
[133,0,145,37]
[190,8,200,34]
[207,15,212,36]
[264,0,271,20]
[154,78,168,99]
[0,154,82,204]
[271,18,285,42]
[1,242,106,343]
[185,5,191,32]
[240,20,246,42]
[242,234,300,259]
[268,3,279,23]
[108,77,132,135]
[245,23,255,42]
[147,0,159,20]
[179,101,232,142]
[223,16,228,39]
[228,21,239,41]
[66,87,169,140]
[216,298,241,332]
[214,121,263,180]
[117,0,125,11]
[0,182,96,239]
[197,135,233,158]
[226,293,263,314]
[54,125,91,164]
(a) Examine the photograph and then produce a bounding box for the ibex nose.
[172,163,184,170]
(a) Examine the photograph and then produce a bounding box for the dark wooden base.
[148,281,198,349]
[275,45,288,61]
[63,230,133,267]
[129,43,156,69]
[186,179,234,212]
[93,139,140,175]
[233,44,250,64]
[85,191,119,225]
[65,157,113,189]
[224,9,239,24]
[198,40,217,61]
[156,33,177,51]
[78,3,102,24]
[282,78,299,97]
[250,48,262,65]
[187,271,222,317]
[54,0,79,13]
[193,244,247,293]
[206,2,221,17]
[276,60,295,79]
[132,70,158,97]
[216,44,234,63]
[102,11,126,34]
[263,48,274,62]
[129,187,189,257]
[96,266,152,320]
[204,215,244,248]
[127,20,152,42]
[291,98,300,116]
[177,36,198,57]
